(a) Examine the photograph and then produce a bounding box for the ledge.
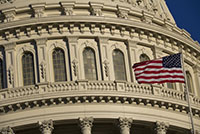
[0,81,200,117]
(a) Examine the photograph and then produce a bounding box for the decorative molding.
[38,120,54,134]
[0,0,15,4]
[7,66,14,85]
[155,121,169,134]
[0,126,15,134]
[79,117,94,134]
[40,61,46,79]
[103,60,109,77]
[118,117,132,134]
[72,59,78,76]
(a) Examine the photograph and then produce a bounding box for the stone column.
[97,37,109,80]
[68,36,79,80]
[118,117,133,134]
[79,117,94,134]
[0,126,15,134]
[35,38,48,83]
[4,43,16,88]
[38,120,54,134]
[155,121,169,134]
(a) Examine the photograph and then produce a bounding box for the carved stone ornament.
[118,117,133,129]
[90,6,102,16]
[33,7,44,18]
[155,121,169,134]
[72,59,78,76]
[79,117,94,132]
[38,120,54,134]
[40,61,46,79]
[7,66,14,85]
[117,9,128,19]
[63,7,73,15]
[4,11,16,22]
[0,126,15,134]
[103,60,109,77]
[0,0,15,4]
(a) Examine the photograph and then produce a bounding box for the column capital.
[155,121,169,134]
[35,38,47,46]
[79,117,94,130]
[0,126,15,134]
[67,36,78,43]
[4,43,16,51]
[38,119,54,134]
[118,117,133,130]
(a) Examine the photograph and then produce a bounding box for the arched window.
[83,47,97,80]
[0,59,4,89]
[113,49,126,81]
[53,48,67,82]
[186,71,193,93]
[140,54,150,62]
[22,52,35,86]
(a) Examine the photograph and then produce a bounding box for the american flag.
[132,53,185,84]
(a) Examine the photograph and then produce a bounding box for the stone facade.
[0,0,200,134]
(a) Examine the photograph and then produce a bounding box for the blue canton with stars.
[163,53,182,68]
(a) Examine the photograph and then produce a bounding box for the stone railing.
[0,81,200,116]
[0,81,194,102]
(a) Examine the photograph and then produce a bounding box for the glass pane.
[53,48,67,82]
[113,49,126,80]
[22,52,35,86]
[0,59,3,89]
[83,47,97,80]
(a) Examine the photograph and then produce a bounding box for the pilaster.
[68,36,79,80]
[193,65,200,96]
[126,40,137,82]
[38,120,54,134]
[0,126,15,134]
[155,121,169,134]
[4,43,16,88]
[79,117,94,134]
[35,38,48,83]
[118,117,132,134]
[97,37,109,80]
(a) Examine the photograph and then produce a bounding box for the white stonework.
[0,0,200,134]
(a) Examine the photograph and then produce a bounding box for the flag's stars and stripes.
[132,53,185,84]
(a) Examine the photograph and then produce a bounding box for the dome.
[0,0,200,134]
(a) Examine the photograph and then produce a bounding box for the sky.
[166,0,200,43]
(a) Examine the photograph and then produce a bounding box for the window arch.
[113,49,126,81]
[186,71,194,93]
[0,59,4,89]
[140,54,150,62]
[83,47,97,80]
[22,52,35,86]
[53,48,67,82]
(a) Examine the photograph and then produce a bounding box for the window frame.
[17,45,38,87]
[22,51,36,86]
[48,41,70,82]
[52,48,67,82]
[82,47,98,80]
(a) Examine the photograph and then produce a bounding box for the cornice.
[0,16,198,50]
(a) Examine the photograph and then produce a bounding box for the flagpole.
[181,53,195,134]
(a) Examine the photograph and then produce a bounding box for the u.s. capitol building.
[0,0,200,134]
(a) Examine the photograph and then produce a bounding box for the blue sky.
[166,0,200,43]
